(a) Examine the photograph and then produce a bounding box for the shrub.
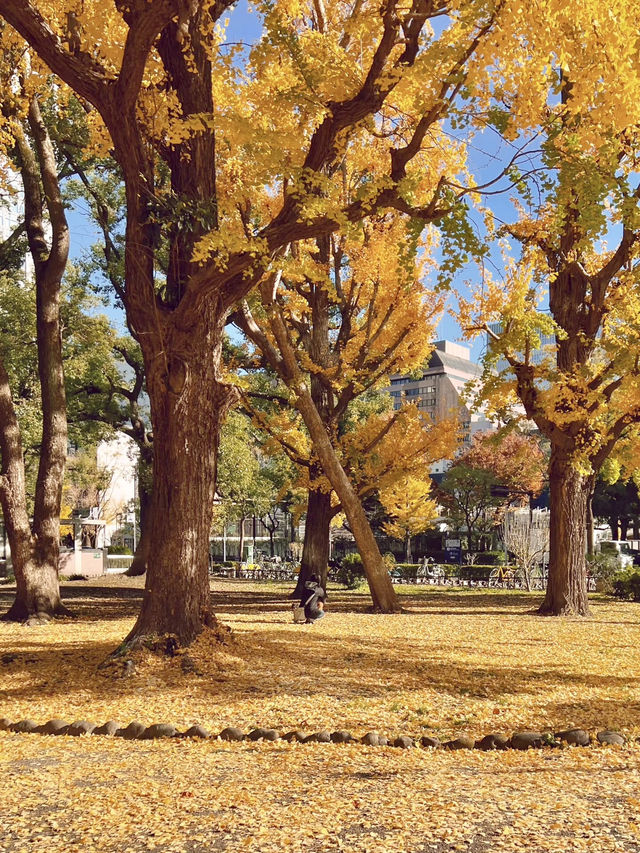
[336,553,365,589]
[107,545,133,555]
[587,553,620,594]
[613,571,640,602]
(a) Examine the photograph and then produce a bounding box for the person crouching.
[301,574,326,624]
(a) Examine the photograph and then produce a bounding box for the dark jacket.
[301,581,325,618]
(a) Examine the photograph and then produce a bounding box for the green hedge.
[613,572,640,601]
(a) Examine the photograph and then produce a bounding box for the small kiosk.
[59,514,107,577]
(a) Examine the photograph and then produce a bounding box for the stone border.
[0,718,627,749]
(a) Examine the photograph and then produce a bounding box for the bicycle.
[488,565,522,588]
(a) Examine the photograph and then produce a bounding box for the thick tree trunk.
[2,101,69,622]
[294,487,332,595]
[125,319,234,646]
[539,447,590,616]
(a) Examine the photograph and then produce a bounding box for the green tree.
[439,432,545,552]
[215,412,287,561]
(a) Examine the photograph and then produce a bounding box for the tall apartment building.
[387,340,493,474]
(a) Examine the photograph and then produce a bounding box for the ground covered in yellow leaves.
[1,577,640,852]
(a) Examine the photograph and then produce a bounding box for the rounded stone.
[377,735,389,746]
[282,730,307,743]
[262,729,280,742]
[182,725,210,739]
[420,736,441,749]
[39,719,70,736]
[67,721,96,737]
[330,730,353,744]
[219,726,245,742]
[0,718,12,731]
[9,719,38,734]
[361,732,380,746]
[393,735,414,749]
[444,735,476,750]
[305,730,332,744]
[247,728,268,741]
[511,732,544,750]
[116,721,147,740]
[555,728,590,746]
[140,723,178,740]
[94,721,120,737]
[597,730,625,746]
[475,733,510,751]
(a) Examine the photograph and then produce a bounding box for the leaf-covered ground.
[1,577,640,852]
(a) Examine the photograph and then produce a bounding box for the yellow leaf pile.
[1,576,640,852]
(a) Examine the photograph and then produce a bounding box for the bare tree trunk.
[238,515,246,563]
[126,464,152,576]
[2,98,70,622]
[586,489,594,557]
[126,447,153,576]
[293,387,400,612]
[124,319,235,646]
[539,446,590,616]
[294,487,332,595]
[405,533,412,563]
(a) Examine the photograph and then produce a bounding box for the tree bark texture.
[540,447,591,616]
[126,454,153,576]
[295,487,333,594]
[125,309,235,645]
[292,385,400,612]
[1,99,69,621]
[405,533,412,564]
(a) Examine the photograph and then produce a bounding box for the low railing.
[106,554,134,573]
[210,561,299,581]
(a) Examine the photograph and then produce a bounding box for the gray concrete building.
[387,340,493,473]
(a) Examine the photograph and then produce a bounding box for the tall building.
[387,340,493,474]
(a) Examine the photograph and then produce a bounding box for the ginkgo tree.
[0,0,589,643]
[381,475,438,563]
[235,215,456,604]
[459,0,640,615]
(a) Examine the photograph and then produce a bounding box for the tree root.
[1,598,74,624]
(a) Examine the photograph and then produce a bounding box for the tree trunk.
[586,492,594,557]
[539,447,590,616]
[268,527,275,557]
[293,386,400,612]
[294,487,332,595]
[0,362,66,622]
[405,533,412,563]
[125,320,234,646]
[126,465,152,576]
[238,515,246,563]
[2,100,70,622]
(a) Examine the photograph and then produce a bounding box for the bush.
[613,571,640,601]
[482,551,507,566]
[107,545,133,555]
[587,553,620,594]
[336,553,365,589]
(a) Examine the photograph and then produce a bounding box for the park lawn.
[1,577,640,852]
